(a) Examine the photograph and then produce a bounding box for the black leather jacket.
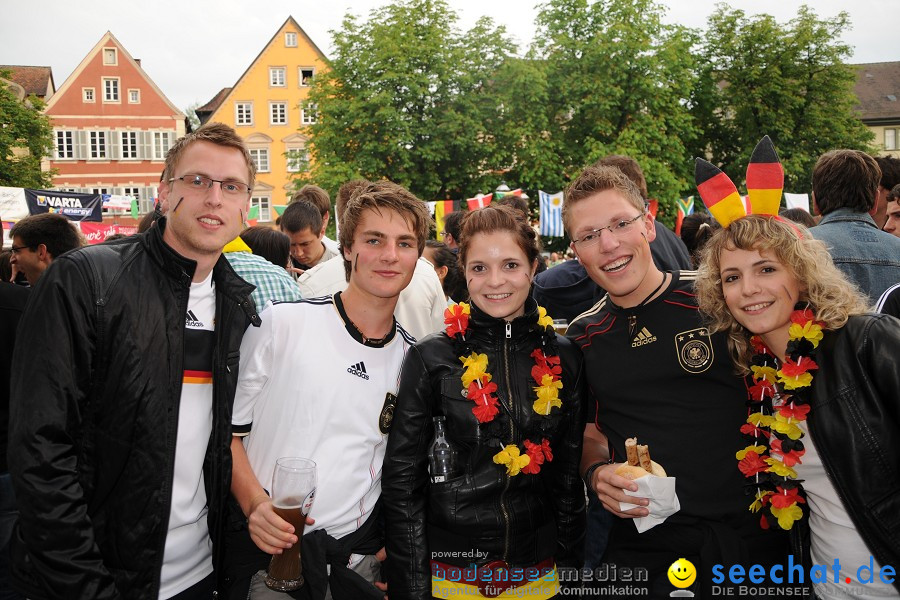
[8,220,260,599]
[792,313,900,595]
[382,299,586,600]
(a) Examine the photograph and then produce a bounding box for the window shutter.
[140,131,152,160]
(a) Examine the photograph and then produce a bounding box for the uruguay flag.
[538,191,565,237]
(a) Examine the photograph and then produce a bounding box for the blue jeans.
[584,493,614,570]
[0,473,23,600]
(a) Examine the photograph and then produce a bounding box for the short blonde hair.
[563,165,645,233]
[695,215,870,373]
[162,122,255,189]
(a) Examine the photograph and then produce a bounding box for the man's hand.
[590,463,650,519]
[247,494,315,554]
[374,547,388,599]
[286,265,305,278]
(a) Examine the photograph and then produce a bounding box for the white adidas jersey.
[233,293,414,539]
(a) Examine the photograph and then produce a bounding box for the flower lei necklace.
[444,302,562,477]
[737,307,825,530]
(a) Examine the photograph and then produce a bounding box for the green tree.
[522,0,700,226]
[301,0,515,201]
[184,101,201,132]
[0,74,55,188]
[690,5,873,194]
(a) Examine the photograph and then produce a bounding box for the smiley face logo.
[667,558,696,589]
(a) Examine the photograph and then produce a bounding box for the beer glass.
[264,457,317,591]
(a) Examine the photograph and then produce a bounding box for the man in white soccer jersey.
[226,180,433,599]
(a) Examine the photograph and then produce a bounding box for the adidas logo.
[347,361,370,380]
[631,327,657,347]
[185,310,204,328]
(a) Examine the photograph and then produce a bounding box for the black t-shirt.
[567,271,753,528]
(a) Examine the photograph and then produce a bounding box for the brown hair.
[593,155,648,199]
[812,150,880,215]
[458,204,539,269]
[10,213,83,258]
[336,179,370,221]
[493,194,529,218]
[695,215,870,373]
[338,180,433,280]
[162,122,256,189]
[241,225,290,268]
[290,184,331,219]
[563,165,645,232]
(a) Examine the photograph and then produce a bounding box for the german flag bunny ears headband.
[695,136,783,228]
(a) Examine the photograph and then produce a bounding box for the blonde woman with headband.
[694,137,900,600]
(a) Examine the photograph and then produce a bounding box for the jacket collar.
[818,208,878,228]
[140,218,260,325]
[467,297,541,344]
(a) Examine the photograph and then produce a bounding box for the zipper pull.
[505,322,512,339]
[628,315,636,338]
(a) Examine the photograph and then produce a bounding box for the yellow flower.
[771,413,803,440]
[777,371,813,390]
[750,365,778,384]
[746,412,775,427]
[493,444,531,476]
[749,490,772,513]
[764,457,798,478]
[770,504,803,530]
[537,306,554,329]
[736,445,767,460]
[533,374,563,415]
[460,353,491,387]
[789,320,823,348]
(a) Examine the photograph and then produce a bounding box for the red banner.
[79,222,138,244]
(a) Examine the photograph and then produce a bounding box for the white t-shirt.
[160,272,215,599]
[233,293,414,541]
[796,421,896,600]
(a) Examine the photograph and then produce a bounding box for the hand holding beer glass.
[265,457,316,591]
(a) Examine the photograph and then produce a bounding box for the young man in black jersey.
[565,166,792,598]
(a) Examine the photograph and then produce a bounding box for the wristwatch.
[583,459,613,489]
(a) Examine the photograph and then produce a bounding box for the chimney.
[135,58,141,67]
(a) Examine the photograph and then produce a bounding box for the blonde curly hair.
[695,215,870,373]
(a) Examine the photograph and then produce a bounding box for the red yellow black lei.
[738,308,824,530]
[443,302,562,476]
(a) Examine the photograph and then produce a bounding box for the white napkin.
[619,475,680,533]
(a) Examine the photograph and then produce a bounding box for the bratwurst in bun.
[615,437,667,479]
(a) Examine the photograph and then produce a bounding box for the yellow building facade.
[197,17,327,221]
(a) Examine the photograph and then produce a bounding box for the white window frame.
[122,186,140,199]
[235,102,253,126]
[152,131,172,160]
[89,131,108,160]
[269,67,286,87]
[103,77,120,102]
[285,32,297,47]
[128,89,140,104]
[55,130,74,160]
[886,128,898,151]
[299,67,315,87]
[251,196,272,222]
[83,87,95,103]
[120,131,138,159]
[286,148,308,173]
[102,48,118,65]
[301,103,318,125]
[91,187,110,195]
[249,148,270,173]
[270,102,287,125]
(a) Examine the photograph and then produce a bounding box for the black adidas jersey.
[568,271,753,525]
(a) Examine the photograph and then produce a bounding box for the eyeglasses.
[10,245,35,255]
[169,175,251,197]
[571,214,644,248]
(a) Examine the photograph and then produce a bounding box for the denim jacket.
[811,208,900,303]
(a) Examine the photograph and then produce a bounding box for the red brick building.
[45,32,185,215]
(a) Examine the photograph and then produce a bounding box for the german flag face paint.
[746,136,783,217]
[695,158,746,228]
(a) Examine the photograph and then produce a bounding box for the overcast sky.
[1,0,896,111]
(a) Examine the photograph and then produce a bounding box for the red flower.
[748,381,775,402]
[790,308,816,326]
[467,379,499,423]
[521,439,554,474]
[740,423,771,438]
[444,304,470,338]
[540,438,553,462]
[738,451,769,477]
[760,514,770,530]
[770,438,806,467]
[780,357,818,377]
[777,403,811,421]
[472,395,500,423]
[467,379,497,402]
[750,336,769,354]
[770,486,806,509]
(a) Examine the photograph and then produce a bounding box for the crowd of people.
[1,122,898,600]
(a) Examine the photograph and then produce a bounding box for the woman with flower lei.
[382,205,587,600]
[695,214,900,600]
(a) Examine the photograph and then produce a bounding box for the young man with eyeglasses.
[564,166,790,598]
[8,213,82,285]
[8,122,261,600]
